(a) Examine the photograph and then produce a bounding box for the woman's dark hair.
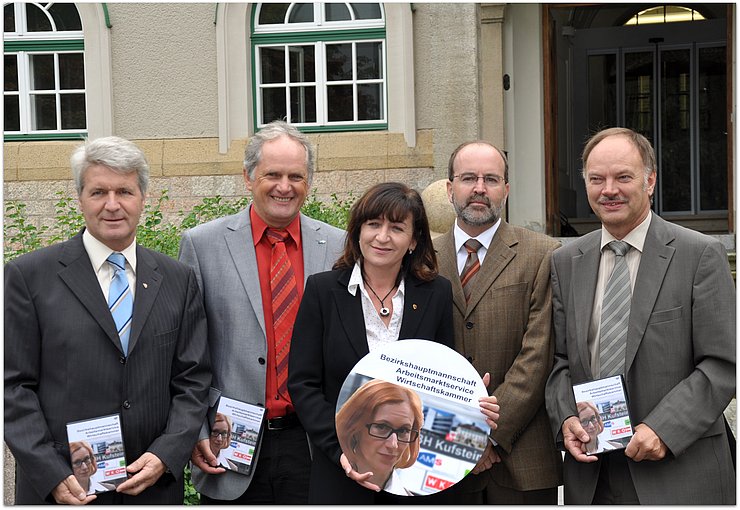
[333,182,438,281]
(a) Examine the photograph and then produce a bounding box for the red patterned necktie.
[460,239,483,302]
[266,229,299,400]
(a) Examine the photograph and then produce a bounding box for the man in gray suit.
[179,120,345,503]
[5,137,211,504]
[545,127,735,504]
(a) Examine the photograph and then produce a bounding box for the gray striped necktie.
[107,253,133,355]
[599,240,631,377]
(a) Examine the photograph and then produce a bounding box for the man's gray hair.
[71,136,149,195]
[243,120,315,186]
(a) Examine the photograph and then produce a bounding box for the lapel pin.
[412,303,418,310]
[142,283,148,289]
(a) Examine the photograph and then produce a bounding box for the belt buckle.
[267,415,287,431]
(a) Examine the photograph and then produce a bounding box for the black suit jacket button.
[465,321,474,329]
[122,401,131,409]
[119,356,126,364]
[258,357,266,365]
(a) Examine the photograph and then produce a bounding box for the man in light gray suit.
[179,120,345,504]
[545,127,735,504]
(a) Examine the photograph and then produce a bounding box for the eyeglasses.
[452,173,505,187]
[580,416,599,428]
[366,423,419,443]
[210,431,229,440]
[72,455,93,469]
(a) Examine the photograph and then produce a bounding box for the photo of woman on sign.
[336,379,423,496]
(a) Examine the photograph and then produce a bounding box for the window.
[4,2,86,140]
[624,6,706,26]
[252,2,386,131]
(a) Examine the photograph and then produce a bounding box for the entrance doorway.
[546,5,732,235]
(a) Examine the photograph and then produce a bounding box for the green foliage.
[301,191,354,230]
[136,190,183,259]
[47,190,85,245]
[4,201,49,262]
[183,465,200,505]
[179,195,251,231]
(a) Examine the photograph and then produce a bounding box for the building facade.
[4,3,736,240]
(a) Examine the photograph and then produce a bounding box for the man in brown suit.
[433,141,563,503]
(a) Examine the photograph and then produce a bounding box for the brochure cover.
[209,396,266,476]
[336,339,490,496]
[572,375,633,455]
[65,414,127,494]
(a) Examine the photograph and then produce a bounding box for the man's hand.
[51,475,97,505]
[116,452,167,496]
[190,439,225,474]
[479,372,499,430]
[625,423,667,462]
[339,453,381,492]
[562,416,598,463]
[470,442,501,474]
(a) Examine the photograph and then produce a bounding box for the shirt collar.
[600,211,652,253]
[82,229,137,274]
[250,205,302,249]
[347,261,406,298]
[452,217,500,254]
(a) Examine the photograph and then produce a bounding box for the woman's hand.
[479,372,500,430]
[340,453,381,492]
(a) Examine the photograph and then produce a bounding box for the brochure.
[65,414,127,494]
[572,375,633,455]
[336,339,490,496]
[210,396,266,476]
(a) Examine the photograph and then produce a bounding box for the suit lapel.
[625,214,675,374]
[127,246,162,355]
[466,222,517,313]
[333,269,369,358]
[225,210,267,337]
[58,234,121,349]
[435,230,466,316]
[300,214,336,282]
[398,275,433,339]
[572,234,601,378]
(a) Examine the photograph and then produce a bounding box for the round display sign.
[335,339,490,496]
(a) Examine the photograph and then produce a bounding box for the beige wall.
[4,3,513,232]
[413,3,481,177]
[107,3,219,139]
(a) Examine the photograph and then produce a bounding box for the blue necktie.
[107,253,133,355]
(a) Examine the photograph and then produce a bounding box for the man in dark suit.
[433,141,562,504]
[4,136,211,504]
[545,127,735,504]
[179,120,345,503]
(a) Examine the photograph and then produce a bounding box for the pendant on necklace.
[380,307,390,317]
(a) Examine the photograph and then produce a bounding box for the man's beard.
[452,192,506,227]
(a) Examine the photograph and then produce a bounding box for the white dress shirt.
[347,262,405,353]
[83,229,137,301]
[452,218,501,275]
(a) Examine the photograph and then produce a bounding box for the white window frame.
[213,3,416,153]
[254,39,387,128]
[252,3,387,130]
[4,2,112,140]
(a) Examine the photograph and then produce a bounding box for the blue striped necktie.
[107,253,133,355]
